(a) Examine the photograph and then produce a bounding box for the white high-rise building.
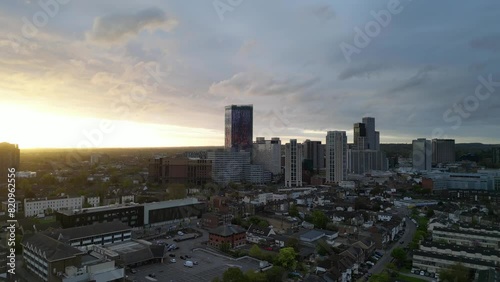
[252,137,281,175]
[413,138,432,171]
[285,139,302,187]
[326,131,347,183]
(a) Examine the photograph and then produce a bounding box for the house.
[300,230,326,243]
[377,213,393,222]
[208,225,246,248]
[246,224,276,244]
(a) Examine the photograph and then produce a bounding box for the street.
[369,208,417,275]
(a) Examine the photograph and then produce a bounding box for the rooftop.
[44,221,132,241]
[22,233,83,262]
[210,225,246,237]
[414,250,497,268]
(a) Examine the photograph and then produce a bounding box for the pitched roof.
[210,225,246,237]
[43,221,132,241]
[247,224,271,236]
[22,233,83,262]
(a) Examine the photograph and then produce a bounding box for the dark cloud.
[470,34,500,52]
[209,72,320,97]
[86,7,177,43]
[387,65,438,94]
[338,63,390,80]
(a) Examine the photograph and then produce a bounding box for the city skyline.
[1,1,500,148]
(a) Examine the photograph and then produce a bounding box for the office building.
[0,142,20,185]
[326,131,347,183]
[208,225,247,249]
[432,139,455,165]
[362,117,376,150]
[302,139,325,172]
[413,138,432,171]
[143,198,204,227]
[148,156,212,186]
[252,137,282,175]
[207,150,251,185]
[421,170,500,191]
[492,147,500,166]
[285,139,303,187]
[347,149,388,174]
[225,105,253,152]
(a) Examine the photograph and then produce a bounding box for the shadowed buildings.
[0,142,20,185]
[225,105,253,153]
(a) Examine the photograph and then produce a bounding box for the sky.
[0,0,499,148]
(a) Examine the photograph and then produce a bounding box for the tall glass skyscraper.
[225,105,253,152]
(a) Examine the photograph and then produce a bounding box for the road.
[368,208,417,275]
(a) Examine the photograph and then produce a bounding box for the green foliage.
[219,242,231,253]
[222,267,247,282]
[439,263,471,282]
[391,247,407,266]
[274,247,297,270]
[311,210,330,229]
[249,244,263,258]
[245,270,267,282]
[284,237,300,252]
[426,208,435,218]
[265,266,285,282]
[369,272,390,282]
[289,204,299,217]
[167,183,187,200]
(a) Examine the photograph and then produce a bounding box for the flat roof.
[44,221,132,241]
[413,250,497,268]
[57,203,142,215]
[434,227,500,239]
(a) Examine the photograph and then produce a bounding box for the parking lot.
[126,249,261,282]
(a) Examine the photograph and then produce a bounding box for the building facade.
[252,137,282,175]
[225,105,253,152]
[24,196,85,217]
[148,157,212,186]
[347,150,388,174]
[432,139,455,165]
[413,138,432,171]
[207,150,251,185]
[208,225,247,248]
[302,139,325,172]
[285,139,303,187]
[326,131,347,183]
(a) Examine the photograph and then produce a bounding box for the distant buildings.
[285,139,303,187]
[225,105,253,153]
[302,139,325,172]
[492,147,500,166]
[422,170,500,191]
[326,131,347,183]
[148,156,212,186]
[24,196,84,217]
[207,150,250,185]
[412,138,432,171]
[0,142,20,185]
[348,118,387,174]
[432,139,455,165]
[252,137,282,175]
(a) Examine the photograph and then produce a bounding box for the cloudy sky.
[1,0,499,148]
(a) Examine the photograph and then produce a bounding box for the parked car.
[180,256,186,260]
[400,240,405,244]
[185,255,191,259]
[169,254,175,257]
[148,273,156,278]
[170,259,176,263]
[184,261,194,268]
[130,269,137,274]
[193,261,199,265]
[178,231,184,236]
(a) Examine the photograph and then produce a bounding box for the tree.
[222,267,247,282]
[311,210,329,229]
[249,244,262,258]
[167,183,187,199]
[369,272,390,282]
[274,247,297,270]
[391,247,406,266]
[285,237,300,252]
[219,242,231,253]
[289,204,299,217]
[438,263,471,282]
[426,209,435,219]
[245,270,267,282]
[265,266,285,282]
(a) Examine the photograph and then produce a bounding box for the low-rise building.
[208,225,246,248]
[24,196,84,217]
[432,227,500,250]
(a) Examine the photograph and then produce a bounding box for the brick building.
[208,225,246,248]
